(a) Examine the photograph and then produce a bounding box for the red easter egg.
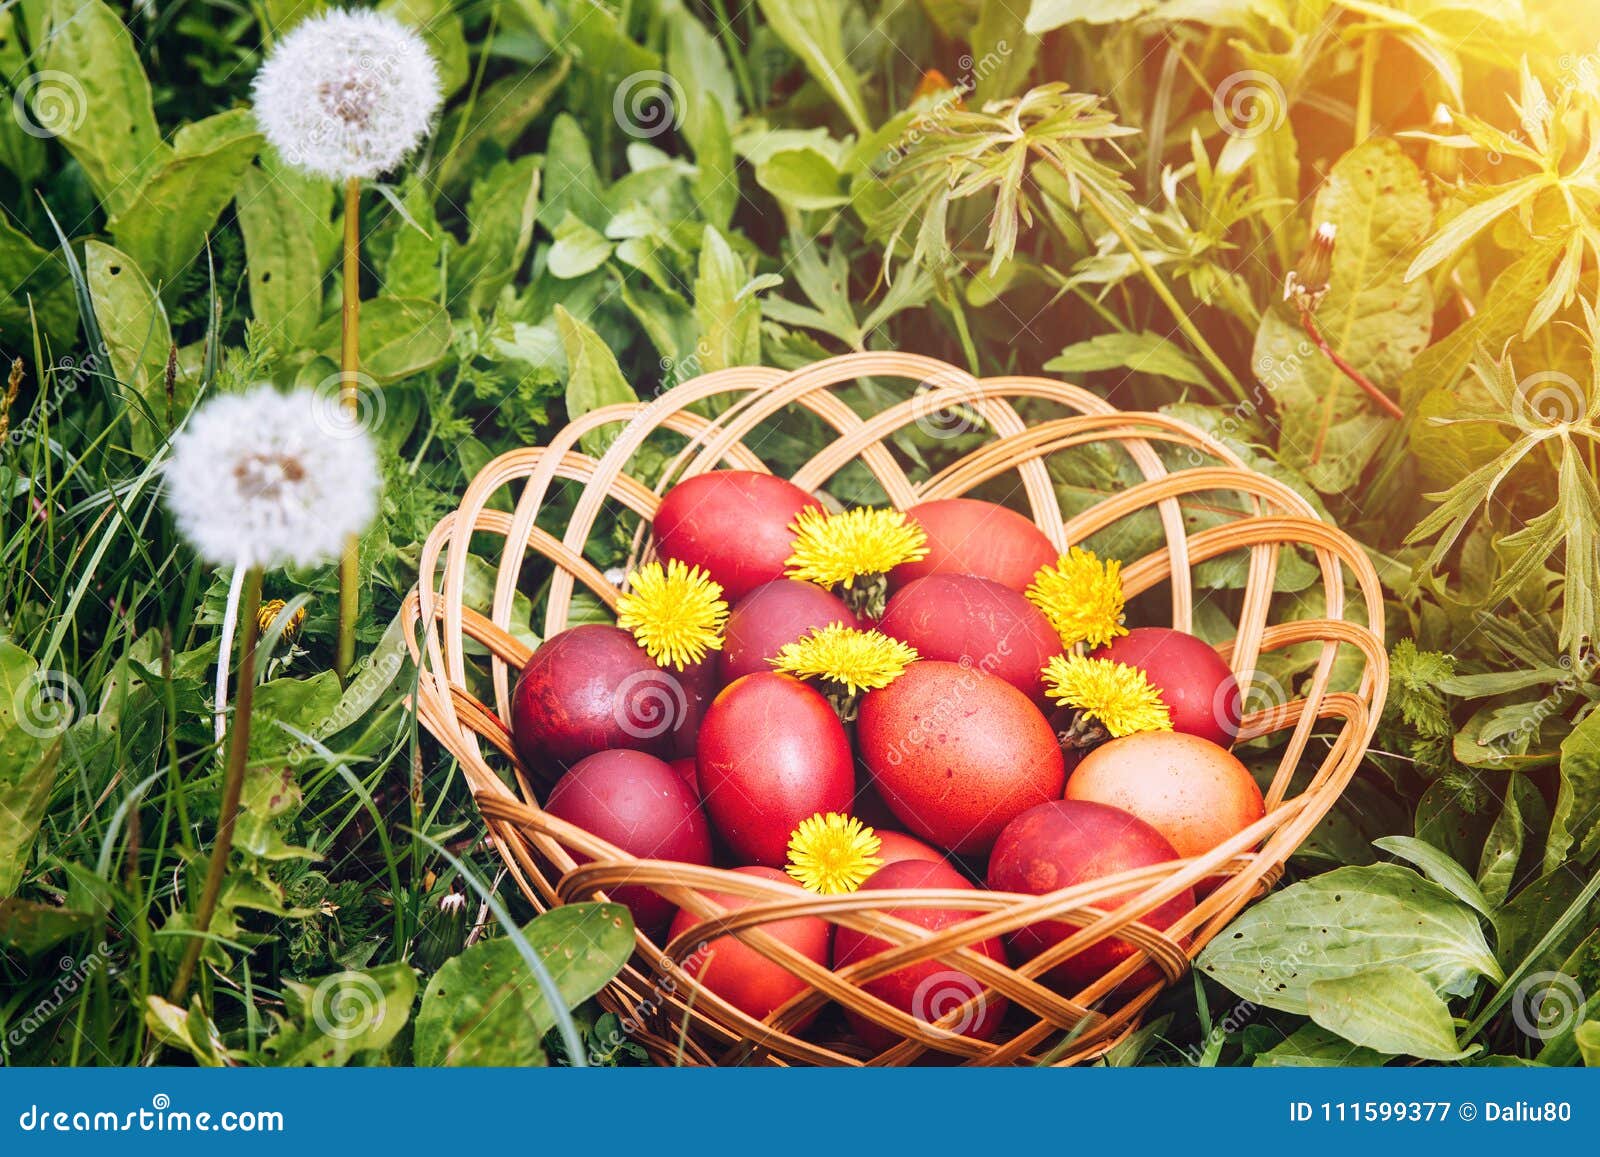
[697,673,854,866]
[986,800,1194,993]
[669,865,831,1025]
[889,499,1057,593]
[857,661,1065,855]
[834,858,1009,1050]
[874,830,947,867]
[544,750,713,937]
[878,574,1061,703]
[653,471,823,602]
[1091,627,1239,746]
[719,580,859,685]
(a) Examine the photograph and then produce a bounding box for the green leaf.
[0,211,75,343]
[436,58,571,193]
[264,963,418,1066]
[1307,966,1476,1061]
[237,156,337,348]
[547,212,614,280]
[144,996,229,1067]
[1373,835,1493,917]
[0,897,92,955]
[1576,1021,1600,1066]
[35,0,168,217]
[381,0,470,96]
[413,903,634,1066]
[1045,331,1209,387]
[0,642,66,897]
[454,155,542,311]
[755,148,849,211]
[1549,705,1600,872]
[1025,0,1154,33]
[1196,863,1503,1014]
[86,241,177,442]
[1251,138,1433,493]
[313,297,451,382]
[1478,773,1541,908]
[690,98,738,232]
[973,0,1041,104]
[694,226,772,374]
[108,109,261,284]
[556,305,637,458]
[1253,1021,1392,1067]
[754,0,871,134]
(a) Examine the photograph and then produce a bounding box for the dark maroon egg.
[697,673,854,866]
[511,624,695,779]
[669,756,700,799]
[544,749,714,937]
[718,579,860,685]
[653,471,823,602]
[878,574,1062,703]
[1091,627,1239,746]
[834,858,1009,1050]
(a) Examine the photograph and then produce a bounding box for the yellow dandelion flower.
[615,559,728,670]
[770,624,919,694]
[1027,547,1128,650]
[784,507,929,590]
[1042,654,1172,738]
[256,598,306,642]
[786,812,883,895]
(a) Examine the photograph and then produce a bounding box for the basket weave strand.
[402,352,1388,1066]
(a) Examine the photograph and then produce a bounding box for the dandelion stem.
[1297,304,1404,420]
[169,566,263,1004]
[1354,35,1377,146]
[337,175,361,682]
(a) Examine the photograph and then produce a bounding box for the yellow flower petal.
[770,624,918,694]
[1027,547,1127,650]
[785,507,929,590]
[786,812,883,894]
[615,560,728,670]
[1041,653,1171,737]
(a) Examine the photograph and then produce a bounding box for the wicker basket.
[402,351,1388,1067]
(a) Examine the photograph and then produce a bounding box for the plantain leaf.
[312,296,451,382]
[0,211,76,343]
[1253,1021,1391,1067]
[109,109,261,285]
[1307,965,1477,1061]
[1548,704,1600,873]
[1026,0,1153,32]
[1251,138,1433,493]
[557,305,637,458]
[264,963,418,1066]
[454,155,541,312]
[236,156,337,348]
[0,643,65,898]
[35,0,168,217]
[1046,331,1208,387]
[86,241,177,443]
[413,903,634,1066]
[1196,863,1503,1014]
[1373,835,1493,917]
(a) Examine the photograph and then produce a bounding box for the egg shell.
[696,673,855,866]
[874,830,948,868]
[858,660,1066,855]
[878,574,1062,703]
[889,498,1058,593]
[719,579,860,685]
[544,750,714,938]
[1065,730,1265,888]
[511,624,684,780]
[668,865,831,1025]
[1091,627,1239,746]
[834,858,1009,1050]
[653,471,823,602]
[986,799,1194,993]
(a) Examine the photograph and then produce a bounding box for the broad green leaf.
[247,672,342,761]
[0,211,75,343]
[972,0,1040,104]
[0,8,46,185]
[690,98,738,232]
[665,0,740,141]
[382,0,470,96]
[754,0,871,134]
[454,155,542,311]
[314,296,451,382]
[556,306,637,458]
[109,109,261,285]
[1045,331,1209,387]
[35,0,168,216]
[1373,835,1493,917]
[1253,1021,1391,1067]
[547,212,614,280]
[755,148,849,211]
[436,58,571,192]
[1548,705,1600,872]
[0,897,91,954]
[1196,863,1502,1014]
[0,643,65,897]
[237,156,337,347]
[1307,966,1476,1061]
[264,963,418,1066]
[86,241,177,443]
[1478,773,1541,908]
[144,996,228,1067]
[694,226,772,373]
[1576,1021,1600,1066]
[413,903,634,1066]
[541,114,609,231]
[1251,138,1433,493]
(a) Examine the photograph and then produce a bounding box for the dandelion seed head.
[164,386,380,569]
[253,9,442,181]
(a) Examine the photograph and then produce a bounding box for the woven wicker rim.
[402,352,1389,1066]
